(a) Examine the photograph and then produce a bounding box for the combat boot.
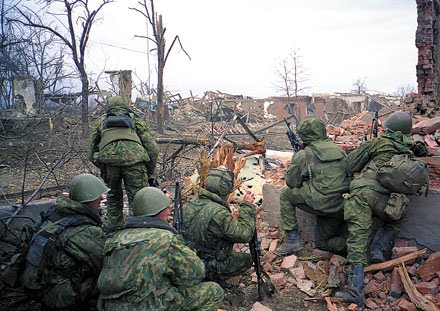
[335,264,365,310]
[370,227,397,264]
[275,229,302,256]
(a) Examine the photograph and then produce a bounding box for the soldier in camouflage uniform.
[336,111,417,308]
[182,166,256,282]
[22,174,109,310]
[97,187,224,311]
[276,118,350,256]
[88,96,159,230]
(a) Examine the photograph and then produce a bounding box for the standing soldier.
[22,174,109,309]
[88,96,159,230]
[97,187,224,310]
[182,166,257,283]
[275,118,350,256]
[336,111,425,308]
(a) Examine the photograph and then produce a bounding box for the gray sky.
[90,0,418,98]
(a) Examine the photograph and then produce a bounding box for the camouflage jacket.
[21,196,105,307]
[285,122,349,214]
[346,131,413,193]
[98,216,206,307]
[182,188,256,258]
[88,106,158,174]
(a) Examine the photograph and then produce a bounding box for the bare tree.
[15,0,112,137]
[395,84,416,99]
[130,0,190,134]
[274,47,310,98]
[352,77,367,94]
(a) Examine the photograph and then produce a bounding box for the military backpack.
[376,154,429,195]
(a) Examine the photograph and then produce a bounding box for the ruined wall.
[414,0,440,113]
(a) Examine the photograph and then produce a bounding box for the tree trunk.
[81,74,89,138]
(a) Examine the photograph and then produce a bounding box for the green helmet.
[69,174,109,203]
[383,111,412,134]
[133,187,171,217]
[105,96,128,112]
[205,166,234,196]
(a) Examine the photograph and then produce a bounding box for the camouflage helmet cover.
[297,118,327,144]
[69,173,109,203]
[105,96,128,112]
[133,187,172,217]
[383,111,413,135]
[205,166,234,196]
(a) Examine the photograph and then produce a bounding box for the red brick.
[270,272,287,288]
[407,265,418,276]
[415,281,437,294]
[280,255,297,271]
[261,250,277,263]
[288,266,305,280]
[390,267,402,298]
[373,271,386,282]
[364,280,378,295]
[347,303,358,310]
[392,247,419,259]
[268,239,279,252]
[365,298,377,309]
[398,298,417,311]
[417,255,440,281]
[260,237,271,251]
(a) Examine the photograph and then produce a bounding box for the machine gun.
[249,230,275,301]
[284,118,302,152]
[172,181,184,233]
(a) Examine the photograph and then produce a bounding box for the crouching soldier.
[276,118,350,256]
[97,187,224,310]
[22,173,109,310]
[182,166,257,283]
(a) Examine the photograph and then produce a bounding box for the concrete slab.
[398,189,440,251]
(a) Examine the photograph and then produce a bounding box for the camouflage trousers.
[280,187,347,253]
[203,251,253,282]
[100,163,149,230]
[102,282,224,311]
[344,188,405,265]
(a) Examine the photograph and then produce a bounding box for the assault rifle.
[249,230,275,301]
[172,182,184,233]
[284,118,302,152]
[370,111,379,139]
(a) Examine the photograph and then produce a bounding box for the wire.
[90,40,149,55]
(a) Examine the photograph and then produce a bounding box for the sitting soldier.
[97,187,224,310]
[22,173,109,310]
[182,166,257,283]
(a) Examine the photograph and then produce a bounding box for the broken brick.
[398,298,417,311]
[373,271,386,282]
[268,239,278,252]
[347,303,358,311]
[390,267,402,298]
[261,250,276,263]
[415,281,437,294]
[280,255,297,271]
[364,280,378,295]
[260,237,271,251]
[288,266,305,281]
[329,254,347,266]
[392,246,419,259]
[417,255,440,281]
[250,302,272,311]
[269,272,287,288]
[365,298,377,309]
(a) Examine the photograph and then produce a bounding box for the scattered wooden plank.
[397,263,440,311]
[365,248,427,272]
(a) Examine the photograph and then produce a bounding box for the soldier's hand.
[243,191,255,203]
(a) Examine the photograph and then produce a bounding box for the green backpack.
[376,154,429,195]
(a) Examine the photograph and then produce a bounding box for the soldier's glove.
[148,177,160,188]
